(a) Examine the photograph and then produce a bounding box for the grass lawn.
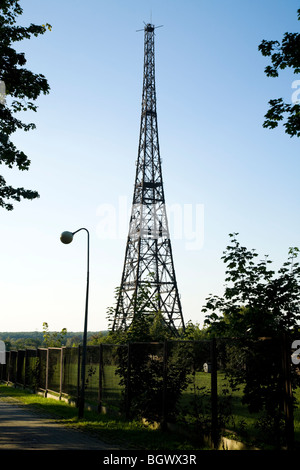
[0,384,208,450]
[179,371,300,449]
[2,368,299,450]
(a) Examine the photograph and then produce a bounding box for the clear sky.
[0,0,299,333]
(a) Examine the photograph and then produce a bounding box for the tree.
[106,280,175,343]
[203,234,300,447]
[183,320,211,341]
[42,322,67,347]
[203,233,300,338]
[0,0,51,210]
[258,8,300,137]
[105,283,191,424]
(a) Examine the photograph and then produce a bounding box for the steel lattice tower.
[112,24,185,336]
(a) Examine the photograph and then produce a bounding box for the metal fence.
[0,344,128,411]
[0,337,298,449]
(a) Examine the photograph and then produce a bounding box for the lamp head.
[60,231,74,244]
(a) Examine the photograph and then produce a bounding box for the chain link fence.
[0,337,298,449]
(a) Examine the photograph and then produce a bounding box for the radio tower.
[112,23,185,336]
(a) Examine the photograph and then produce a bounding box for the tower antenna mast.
[112,23,184,336]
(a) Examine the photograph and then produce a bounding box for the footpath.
[0,397,121,451]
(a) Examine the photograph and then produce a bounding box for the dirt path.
[0,398,121,450]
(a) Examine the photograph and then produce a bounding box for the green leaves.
[0,0,50,209]
[203,235,300,437]
[42,322,67,348]
[0,1,23,26]
[262,99,300,137]
[203,234,300,338]
[258,33,300,77]
[258,9,300,137]
[0,174,39,210]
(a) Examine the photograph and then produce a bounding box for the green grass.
[0,384,207,450]
[2,370,300,450]
[179,371,300,449]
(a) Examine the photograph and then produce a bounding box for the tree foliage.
[203,233,300,338]
[258,8,300,137]
[203,234,300,446]
[0,0,51,210]
[105,282,191,424]
[42,322,67,347]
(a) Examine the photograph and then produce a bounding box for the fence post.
[77,345,81,408]
[15,350,18,387]
[210,338,218,448]
[126,343,131,419]
[162,340,168,428]
[14,350,18,388]
[36,348,39,391]
[59,348,64,399]
[24,349,28,389]
[98,344,103,413]
[45,349,49,397]
[7,351,11,384]
[281,332,294,450]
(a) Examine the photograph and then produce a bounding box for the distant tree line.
[0,324,108,350]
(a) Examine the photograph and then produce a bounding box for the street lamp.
[60,228,89,418]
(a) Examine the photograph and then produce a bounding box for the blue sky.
[0,0,299,332]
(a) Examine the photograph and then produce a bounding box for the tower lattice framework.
[112,24,184,336]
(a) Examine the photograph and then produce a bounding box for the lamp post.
[60,228,89,418]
